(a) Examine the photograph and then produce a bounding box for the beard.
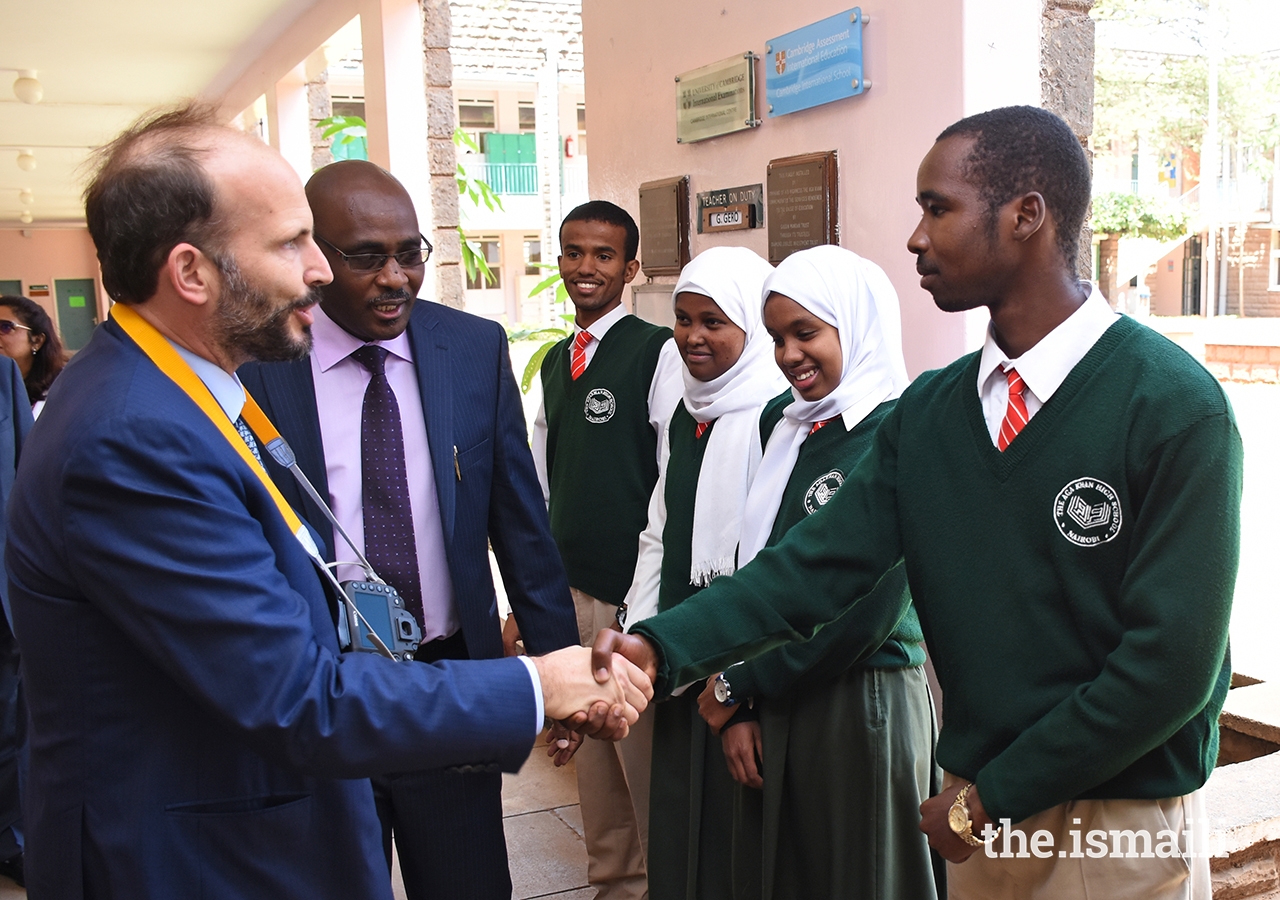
[212,256,316,364]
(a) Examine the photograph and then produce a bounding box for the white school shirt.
[977,284,1119,446]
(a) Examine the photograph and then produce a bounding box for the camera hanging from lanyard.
[263,435,422,661]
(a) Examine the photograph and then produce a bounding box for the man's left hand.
[545,721,583,766]
[919,781,992,863]
[696,675,738,735]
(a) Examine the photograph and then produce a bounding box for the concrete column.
[266,63,313,186]
[422,0,463,308]
[1041,0,1096,279]
[537,47,563,326]
[360,0,437,303]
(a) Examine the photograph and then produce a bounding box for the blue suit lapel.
[251,359,336,560]
[408,305,455,543]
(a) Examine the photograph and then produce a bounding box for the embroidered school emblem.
[803,470,844,515]
[1053,477,1122,546]
[584,388,617,424]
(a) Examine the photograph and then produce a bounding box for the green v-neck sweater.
[730,394,922,702]
[542,315,673,605]
[633,316,1242,824]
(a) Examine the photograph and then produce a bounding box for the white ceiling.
[0,0,312,225]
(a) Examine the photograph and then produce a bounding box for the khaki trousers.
[944,773,1212,900]
[572,588,653,900]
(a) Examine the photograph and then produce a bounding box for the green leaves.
[1092,192,1190,240]
[317,115,368,162]
[526,264,570,305]
[507,313,575,394]
[454,128,505,213]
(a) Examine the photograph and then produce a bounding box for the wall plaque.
[676,53,760,144]
[638,176,691,277]
[766,152,838,265]
[696,183,764,234]
[766,9,868,118]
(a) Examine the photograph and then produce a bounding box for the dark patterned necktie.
[351,345,424,628]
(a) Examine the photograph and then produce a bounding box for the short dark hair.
[937,105,1091,267]
[560,201,640,261]
[83,103,232,304]
[0,294,65,403]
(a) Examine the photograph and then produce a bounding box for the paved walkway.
[389,742,591,900]
[0,740,590,900]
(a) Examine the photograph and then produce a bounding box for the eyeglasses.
[0,320,31,337]
[315,234,433,272]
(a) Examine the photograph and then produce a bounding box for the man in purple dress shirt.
[240,160,580,900]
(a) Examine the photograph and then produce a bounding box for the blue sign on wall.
[766,8,867,118]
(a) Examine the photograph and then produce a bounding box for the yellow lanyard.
[110,304,311,548]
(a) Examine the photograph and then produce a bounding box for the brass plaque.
[766,151,839,265]
[638,176,691,277]
[701,203,754,233]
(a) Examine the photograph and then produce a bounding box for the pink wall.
[0,227,105,326]
[581,0,1033,376]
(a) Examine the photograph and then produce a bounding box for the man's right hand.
[590,628,658,686]
[533,646,652,740]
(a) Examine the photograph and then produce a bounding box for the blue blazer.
[6,319,539,900]
[239,300,577,659]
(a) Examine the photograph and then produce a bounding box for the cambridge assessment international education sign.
[766,8,867,118]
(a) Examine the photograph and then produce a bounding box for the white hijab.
[738,245,909,566]
[674,246,786,586]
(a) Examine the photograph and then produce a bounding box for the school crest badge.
[1053,477,1122,546]
[584,388,616,424]
[775,50,788,75]
[803,470,844,515]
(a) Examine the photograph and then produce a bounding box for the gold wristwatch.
[948,783,997,847]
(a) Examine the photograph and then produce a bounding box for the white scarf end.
[690,558,737,587]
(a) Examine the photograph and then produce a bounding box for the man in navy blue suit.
[240,159,579,900]
[5,105,647,900]
[0,357,31,889]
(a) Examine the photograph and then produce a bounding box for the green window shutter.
[517,133,537,164]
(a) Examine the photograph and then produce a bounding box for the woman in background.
[0,295,66,417]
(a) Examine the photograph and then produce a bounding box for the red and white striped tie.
[570,330,593,380]
[694,421,709,439]
[997,366,1028,451]
[809,417,836,435]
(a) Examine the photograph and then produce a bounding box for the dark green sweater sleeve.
[631,407,910,695]
[729,562,910,699]
[976,409,1242,824]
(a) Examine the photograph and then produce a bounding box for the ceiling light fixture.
[18,189,32,206]
[12,70,42,104]
[19,212,33,224]
[16,151,35,172]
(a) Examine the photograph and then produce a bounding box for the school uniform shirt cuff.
[516,655,546,735]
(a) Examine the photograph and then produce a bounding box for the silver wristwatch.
[713,671,738,707]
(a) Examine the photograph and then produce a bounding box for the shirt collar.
[977,283,1118,403]
[575,302,628,342]
[310,304,414,373]
[168,340,246,421]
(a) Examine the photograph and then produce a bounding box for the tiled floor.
[389,739,592,900]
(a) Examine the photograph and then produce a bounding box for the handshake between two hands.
[529,629,661,764]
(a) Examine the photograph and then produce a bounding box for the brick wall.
[1223,226,1280,317]
[450,0,582,79]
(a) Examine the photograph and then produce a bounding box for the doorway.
[54,279,98,352]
